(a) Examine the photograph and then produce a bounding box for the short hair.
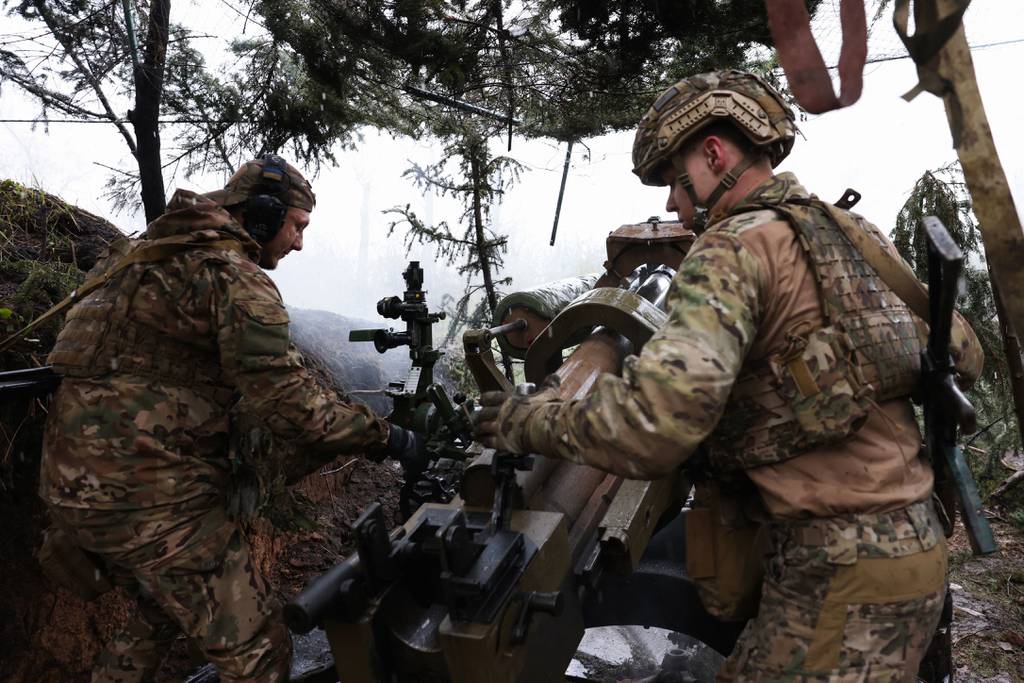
[681,121,766,162]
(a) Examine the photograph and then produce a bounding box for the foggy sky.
[1,1,1021,325]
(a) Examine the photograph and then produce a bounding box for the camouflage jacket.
[495,173,982,488]
[40,190,389,511]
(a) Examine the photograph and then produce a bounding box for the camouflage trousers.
[47,503,291,683]
[717,499,948,683]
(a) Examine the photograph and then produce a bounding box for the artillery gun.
[286,220,744,681]
[348,261,477,513]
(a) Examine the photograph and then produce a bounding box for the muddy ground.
[949,517,1024,683]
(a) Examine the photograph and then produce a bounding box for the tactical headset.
[242,154,290,244]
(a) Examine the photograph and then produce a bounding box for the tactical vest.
[705,196,923,472]
[48,237,239,398]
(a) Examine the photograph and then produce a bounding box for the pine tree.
[0,1,382,217]
[385,118,523,376]
[891,163,1022,480]
[252,0,807,364]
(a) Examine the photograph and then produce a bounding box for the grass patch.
[955,638,1024,682]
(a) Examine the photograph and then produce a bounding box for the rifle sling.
[0,236,244,354]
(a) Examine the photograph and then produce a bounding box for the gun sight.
[348,328,412,354]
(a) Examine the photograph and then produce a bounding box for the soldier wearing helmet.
[475,70,983,680]
[39,156,426,682]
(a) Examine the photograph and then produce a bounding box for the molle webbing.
[0,235,243,354]
[55,315,224,388]
[706,198,923,471]
[48,237,240,395]
[774,199,923,398]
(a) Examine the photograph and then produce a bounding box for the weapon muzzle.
[284,555,364,634]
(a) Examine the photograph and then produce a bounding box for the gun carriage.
[286,219,745,682]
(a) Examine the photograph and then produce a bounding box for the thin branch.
[30,0,137,156]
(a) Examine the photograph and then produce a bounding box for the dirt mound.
[0,182,403,682]
[0,180,127,682]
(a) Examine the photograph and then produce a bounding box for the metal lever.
[512,591,564,644]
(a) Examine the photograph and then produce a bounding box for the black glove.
[385,424,429,476]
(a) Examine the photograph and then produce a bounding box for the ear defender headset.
[242,154,290,244]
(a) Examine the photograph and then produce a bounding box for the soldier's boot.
[92,595,180,683]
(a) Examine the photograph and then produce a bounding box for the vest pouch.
[684,482,765,622]
[37,526,113,600]
[769,324,873,449]
[226,403,272,522]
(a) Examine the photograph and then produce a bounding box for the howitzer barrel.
[464,267,672,548]
[294,224,698,683]
[522,330,630,535]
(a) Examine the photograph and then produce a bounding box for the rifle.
[921,216,996,556]
[0,365,62,401]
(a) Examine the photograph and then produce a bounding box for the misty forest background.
[2,0,1023,511]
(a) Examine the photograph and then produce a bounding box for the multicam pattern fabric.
[705,175,930,471]
[632,70,797,185]
[203,156,316,212]
[39,190,389,678]
[718,500,947,682]
[50,506,289,683]
[491,173,981,482]
[492,216,762,479]
[43,189,390,510]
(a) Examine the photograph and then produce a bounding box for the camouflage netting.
[0,181,403,682]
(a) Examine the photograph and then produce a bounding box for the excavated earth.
[0,182,409,682]
[2,181,1021,682]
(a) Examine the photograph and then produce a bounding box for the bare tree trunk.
[916,0,1024,347]
[992,469,1024,499]
[130,0,171,223]
[469,145,514,381]
[988,264,1024,449]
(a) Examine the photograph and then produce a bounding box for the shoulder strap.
[0,235,245,354]
[817,201,931,324]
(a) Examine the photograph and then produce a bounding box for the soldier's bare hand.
[472,391,510,449]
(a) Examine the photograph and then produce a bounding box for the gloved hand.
[472,376,563,452]
[471,391,511,450]
[385,423,429,477]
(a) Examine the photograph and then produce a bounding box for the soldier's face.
[260,207,310,270]
[660,143,725,233]
[660,163,698,227]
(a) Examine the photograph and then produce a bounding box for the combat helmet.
[632,70,796,211]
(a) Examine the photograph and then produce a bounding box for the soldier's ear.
[701,136,729,174]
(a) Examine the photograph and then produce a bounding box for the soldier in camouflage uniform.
[40,156,425,682]
[475,71,984,682]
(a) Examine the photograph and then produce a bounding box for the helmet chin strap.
[672,155,757,230]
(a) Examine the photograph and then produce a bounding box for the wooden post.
[907,0,1024,349]
[988,265,1024,447]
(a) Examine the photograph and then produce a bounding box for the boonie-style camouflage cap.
[632,70,797,186]
[203,155,316,211]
